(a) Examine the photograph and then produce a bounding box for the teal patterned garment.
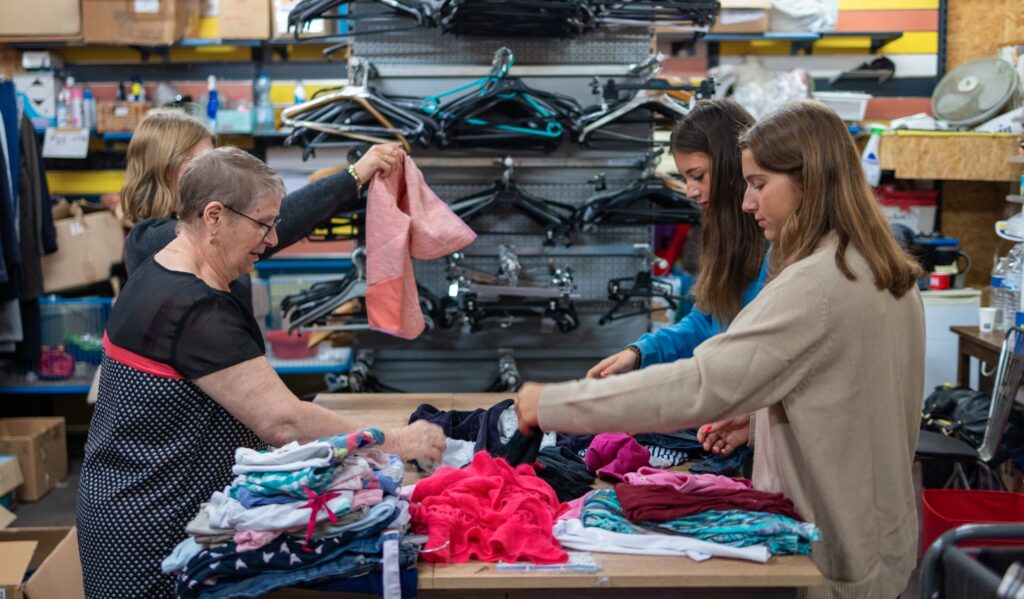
[231,466,337,499]
[229,428,387,499]
[581,489,821,556]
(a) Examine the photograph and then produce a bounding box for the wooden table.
[297,393,825,598]
[950,326,1004,391]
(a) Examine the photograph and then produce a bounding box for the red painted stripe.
[835,10,938,32]
[103,332,185,380]
[864,97,933,120]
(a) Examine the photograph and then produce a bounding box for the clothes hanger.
[422,48,581,150]
[287,0,433,39]
[446,164,576,245]
[599,270,686,325]
[575,175,701,231]
[282,59,416,151]
[578,88,691,146]
[591,0,720,30]
[282,248,370,332]
[436,0,595,38]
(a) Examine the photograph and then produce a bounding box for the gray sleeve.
[265,169,359,259]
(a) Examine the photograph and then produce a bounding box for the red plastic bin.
[921,489,1024,556]
[266,330,317,360]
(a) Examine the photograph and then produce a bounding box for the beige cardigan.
[539,235,924,599]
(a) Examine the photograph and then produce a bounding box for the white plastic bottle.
[293,80,307,105]
[56,76,73,128]
[83,86,97,130]
[861,126,884,187]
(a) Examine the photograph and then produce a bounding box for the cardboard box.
[272,0,335,39]
[83,0,201,45]
[0,419,67,503]
[13,72,62,129]
[711,0,771,34]
[0,527,84,599]
[0,456,23,499]
[218,0,271,39]
[0,0,81,42]
[41,201,125,293]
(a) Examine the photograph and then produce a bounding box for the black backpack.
[922,384,1024,457]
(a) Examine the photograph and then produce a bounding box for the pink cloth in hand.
[583,433,651,483]
[623,466,752,493]
[366,156,476,339]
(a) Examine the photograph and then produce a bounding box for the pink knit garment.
[410,452,568,564]
[366,156,476,339]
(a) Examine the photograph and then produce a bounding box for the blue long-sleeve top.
[634,261,769,367]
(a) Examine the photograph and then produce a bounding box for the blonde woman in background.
[119,108,404,308]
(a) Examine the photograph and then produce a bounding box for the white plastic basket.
[814,91,873,122]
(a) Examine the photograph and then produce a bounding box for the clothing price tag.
[496,551,599,573]
[134,0,161,13]
[42,128,89,159]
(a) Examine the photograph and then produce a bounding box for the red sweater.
[411,452,568,564]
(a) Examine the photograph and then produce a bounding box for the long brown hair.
[673,99,765,323]
[119,108,214,225]
[739,100,922,297]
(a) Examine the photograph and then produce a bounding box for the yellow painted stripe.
[47,171,126,196]
[839,0,937,9]
[720,32,937,56]
[269,81,345,105]
[168,46,252,62]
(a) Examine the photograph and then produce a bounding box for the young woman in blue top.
[587,99,767,455]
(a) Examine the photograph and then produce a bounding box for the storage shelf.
[660,31,904,55]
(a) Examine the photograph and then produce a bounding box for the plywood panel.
[947,0,1009,70]
[942,181,1017,288]
[878,132,1020,182]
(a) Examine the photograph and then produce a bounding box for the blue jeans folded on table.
[301,562,419,598]
[691,445,753,478]
[193,540,418,599]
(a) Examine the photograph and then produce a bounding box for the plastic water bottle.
[1000,244,1024,330]
[293,80,307,105]
[253,71,274,132]
[83,85,97,131]
[206,75,219,132]
[861,126,883,187]
[992,254,1011,330]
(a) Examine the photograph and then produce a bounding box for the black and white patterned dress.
[77,258,266,598]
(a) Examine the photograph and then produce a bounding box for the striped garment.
[230,428,387,499]
[581,489,821,556]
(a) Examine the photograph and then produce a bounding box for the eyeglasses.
[224,205,282,242]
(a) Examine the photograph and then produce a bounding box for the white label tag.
[134,0,161,13]
[42,128,89,159]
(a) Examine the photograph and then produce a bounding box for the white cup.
[980,307,998,333]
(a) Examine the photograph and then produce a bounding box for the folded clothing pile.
[163,428,418,598]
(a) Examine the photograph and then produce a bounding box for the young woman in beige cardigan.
[516,100,925,599]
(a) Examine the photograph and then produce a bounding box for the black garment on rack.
[17,113,57,300]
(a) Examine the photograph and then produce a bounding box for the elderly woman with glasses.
[77,147,446,599]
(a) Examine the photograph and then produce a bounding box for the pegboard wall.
[339,0,669,383]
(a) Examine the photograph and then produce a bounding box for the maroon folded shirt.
[615,483,804,522]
